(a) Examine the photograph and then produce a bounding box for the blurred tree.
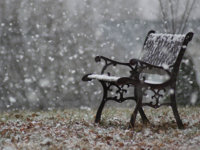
[158,0,200,105]
[0,0,199,111]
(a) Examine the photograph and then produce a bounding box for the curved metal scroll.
[102,82,136,103]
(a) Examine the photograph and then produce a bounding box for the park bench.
[82,30,193,129]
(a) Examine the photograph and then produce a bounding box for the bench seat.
[88,73,170,85]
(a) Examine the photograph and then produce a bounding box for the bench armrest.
[95,56,133,74]
[129,58,172,77]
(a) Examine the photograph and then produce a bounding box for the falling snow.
[0,3,200,150]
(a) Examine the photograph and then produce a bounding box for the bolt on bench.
[82,30,193,129]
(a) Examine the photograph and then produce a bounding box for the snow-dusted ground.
[0,107,200,149]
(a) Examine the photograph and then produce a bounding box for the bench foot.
[130,88,143,128]
[139,108,150,125]
[130,108,138,128]
[171,104,184,129]
[95,99,106,123]
[170,90,184,129]
[95,81,108,124]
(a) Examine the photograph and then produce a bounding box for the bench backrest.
[140,31,193,70]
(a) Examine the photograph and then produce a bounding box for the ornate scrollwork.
[105,82,135,103]
[142,87,166,108]
[151,88,166,103]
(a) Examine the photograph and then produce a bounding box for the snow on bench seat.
[144,79,166,84]
[88,74,120,82]
[141,73,170,84]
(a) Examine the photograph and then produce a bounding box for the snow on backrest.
[140,33,185,67]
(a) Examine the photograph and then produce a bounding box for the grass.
[0,106,200,149]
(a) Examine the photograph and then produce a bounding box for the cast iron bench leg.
[95,82,149,125]
[130,87,143,128]
[139,107,149,124]
[135,87,149,124]
[170,87,184,129]
[95,81,107,123]
[95,99,106,123]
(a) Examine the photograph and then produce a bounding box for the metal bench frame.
[82,30,193,129]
